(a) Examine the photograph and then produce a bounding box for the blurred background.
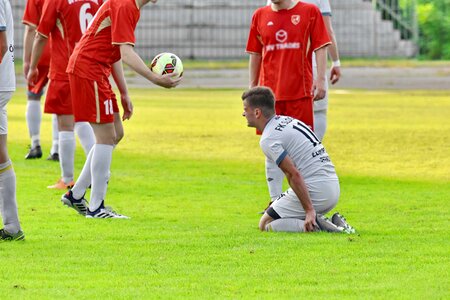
[10,0,450,61]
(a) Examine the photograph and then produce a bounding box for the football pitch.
[1,88,449,298]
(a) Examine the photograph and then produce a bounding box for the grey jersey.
[0,0,15,92]
[260,115,338,183]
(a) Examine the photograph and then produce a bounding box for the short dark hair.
[241,86,275,118]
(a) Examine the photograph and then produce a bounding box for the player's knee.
[114,129,124,144]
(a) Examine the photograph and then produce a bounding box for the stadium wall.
[11,0,417,61]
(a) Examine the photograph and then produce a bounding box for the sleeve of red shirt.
[111,2,139,46]
[22,0,40,27]
[36,0,59,38]
[310,6,331,52]
[246,10,263,54]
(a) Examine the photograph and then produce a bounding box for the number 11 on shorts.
[104,99,113,115]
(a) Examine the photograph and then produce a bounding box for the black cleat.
[61,190,88,215]
[46,152,59,161]
[25,145,42,159]
[0,228,25,241]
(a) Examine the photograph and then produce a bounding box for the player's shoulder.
[295,0,321,13]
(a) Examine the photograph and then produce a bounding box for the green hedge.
[418,0,450,59]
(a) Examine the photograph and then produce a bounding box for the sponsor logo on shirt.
[265,31,300,52]
[275,30,287,43]
[291,15,300,25]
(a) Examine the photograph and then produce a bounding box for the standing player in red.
[62,0,181,218]
[22,0,59,161]
[27,0,103,189]
[246,0,331,204]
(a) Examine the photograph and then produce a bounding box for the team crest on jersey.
[291,15,300,25]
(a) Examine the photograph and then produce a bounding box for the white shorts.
[0,92,13,135]
[267,180,340,219]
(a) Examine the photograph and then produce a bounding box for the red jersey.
[37,0,103,81]
[67,0,140,80]
[246,2,331,101]
[22,0,51,67]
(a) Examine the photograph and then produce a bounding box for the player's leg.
[259,212,306,232]
[313,109,327,141]
[74,122,95,156]
[0,92,23,240]
[45,80,76,189]
[313,65,329,141]
[47,114,60,161]
[55,114,76,188]
[24,90,42,159]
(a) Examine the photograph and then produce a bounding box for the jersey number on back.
[79,3,94,34]
[104,99,113,115]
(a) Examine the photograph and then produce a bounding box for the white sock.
[59,131,75,184]
[26,100,41,148]
[89,144,113,212]
[51,114,59,154]
[265,158,284,201]
[74,122,95,156]
[0,160,21,234]
[313,109,327,141]
[265,218,305,232]
[72,146,94,200]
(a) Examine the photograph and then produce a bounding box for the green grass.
[0,88,449,298]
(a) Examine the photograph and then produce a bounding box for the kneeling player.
[242,86,354,233]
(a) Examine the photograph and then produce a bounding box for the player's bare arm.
[111,59,133,121]
[27,33,47,84]
[312,46,328,101]
[22,25,36,79]
[323,16,341,84]
[0,30,6,63]
[119,44,181,89]
[278,155,317,232]
[248,53,262,88]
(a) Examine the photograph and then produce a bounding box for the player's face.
[242,100,257,128]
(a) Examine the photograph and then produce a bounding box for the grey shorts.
[267,180,340,219]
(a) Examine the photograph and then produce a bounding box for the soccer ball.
[150,52,183,78]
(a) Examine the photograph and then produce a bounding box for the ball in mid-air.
[150,52,183,78]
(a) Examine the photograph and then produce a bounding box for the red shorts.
[256,97,314,135]
[28,64,49,96]
[69,74,119,123]
[44,80,73,115]
[275,97,314,130]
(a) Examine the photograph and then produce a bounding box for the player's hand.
[330,66,341,85]
[23,61,30,80]
[304,210,317,232]
[312,78,326,101]
[121,94,133,121]
[27,67,39,86]
[155,73,182,89]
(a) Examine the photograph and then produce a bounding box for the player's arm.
[27,32,47,84]
[22,24,36,79]
[119,44,180,89]
[278,155,317,232]
[323,15,341,84]
[312,46,328,101]
[111,59,133,121]
[0,30,6,63]
[249,53,261,88]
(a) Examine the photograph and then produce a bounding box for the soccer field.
[1,88,449,298]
